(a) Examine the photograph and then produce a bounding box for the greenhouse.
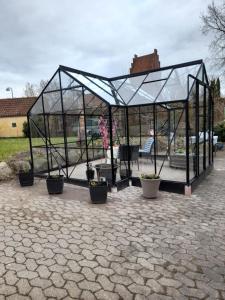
[27,59,214,194]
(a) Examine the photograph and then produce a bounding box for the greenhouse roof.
[59,59,207,106]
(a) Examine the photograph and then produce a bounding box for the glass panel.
[143,69,171,82]
[43,91,62,114]
[111,75,147,105]
[130,80,166,105]
[199,85,204,174]
[67,72,117,104]
[30,96,43,115]
[30,119,48,173]
[84,90,108,116]
[156,64,201,102]
[188,86,197,181]
[60,70,81,89]
[29,115,45,141]
[62,88,83,113]
[164,104,186,182]
[45,72,60,92]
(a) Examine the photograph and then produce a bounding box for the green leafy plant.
[141,173,160,180]
[48,174,62,179]
[90,180,106,187]
[175,148,185,154]
[214,121,225,142]
[22,121,29,138]
[18,161,31,173]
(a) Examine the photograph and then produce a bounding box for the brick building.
[130,49,160,73]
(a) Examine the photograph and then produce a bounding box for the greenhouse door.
[193,81,211,178]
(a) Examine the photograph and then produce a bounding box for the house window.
[12,122,17,128]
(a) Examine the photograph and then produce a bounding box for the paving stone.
[95,289,119,300]
[94,266,114,276]
[81,267,96,281]
[17,270,38,280]
[50,272,65,288]
[17,278,32,295]
[36,265,51,279]
[158,277,182,288]
[80,290,96,300]
[179,286,207,299]
[97,275,114,292]
[128,283,151,296]
[67,260,81,272]
[96,255,110,267]
[4,270,18,285]
[78,280,101,292]
[44,286,67,299]
[29,287,46,300]
[63,271,84,282]
[115,284,133,300]
[7,295,30,300]
[0,284,16,295]
[30,278,52,289]
[110,274,132,286]
[64,281,81,298]
[146,279,165,294]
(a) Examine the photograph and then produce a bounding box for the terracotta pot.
[140,178,160,198]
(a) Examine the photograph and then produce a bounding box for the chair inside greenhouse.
[27,59,213,194]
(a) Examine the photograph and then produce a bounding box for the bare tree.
[24,82,37,97]
[24,80,49,97]
[202,1,225,70]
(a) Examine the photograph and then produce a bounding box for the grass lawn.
[0,138,30,161]
[0,136,101,162]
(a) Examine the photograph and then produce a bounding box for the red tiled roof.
[0,97,36,117]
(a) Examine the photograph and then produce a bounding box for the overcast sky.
[0,0,215,98]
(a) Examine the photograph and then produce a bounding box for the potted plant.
[140,173,160,199]
[18,161,34,187]
[86,163,95,181]
[46,172,64,194]
[120,168,132,180]
[89,180,108,204]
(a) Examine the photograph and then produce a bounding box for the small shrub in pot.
[89,180,108,204]
[18,161,34,187]
[46,174,64,194]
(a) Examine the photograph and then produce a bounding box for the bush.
[214,121,225,142]
[22,121,29,138]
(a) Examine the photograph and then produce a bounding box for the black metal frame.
[27,59,213,194]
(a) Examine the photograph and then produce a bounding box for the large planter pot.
[46,175,64,194]
[89,181,108,204]
[95,164,118,183]
[19,170,34,187]
[86,169,95,181]
[140,178,161,199]
[120,169,132,180]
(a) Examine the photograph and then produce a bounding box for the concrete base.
[185,185,192,196]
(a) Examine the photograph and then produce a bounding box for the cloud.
[0,0,213,97]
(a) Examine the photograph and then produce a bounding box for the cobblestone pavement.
[0,155,225,299]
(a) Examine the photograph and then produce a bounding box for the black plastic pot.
[120,169,132,180]
[86,169,95,181]
[46,175,64,194]
[89,181,107,204]
[19,170,34,187]
[95,163,118,182]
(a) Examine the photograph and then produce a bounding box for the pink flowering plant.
[98,116,117,150]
